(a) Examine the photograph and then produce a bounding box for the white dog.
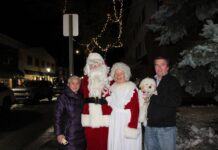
[138,77,158,126]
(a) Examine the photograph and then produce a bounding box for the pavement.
[24,127,58,150]
[23,98,59,150]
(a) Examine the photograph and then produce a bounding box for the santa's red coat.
[80,75,112,150]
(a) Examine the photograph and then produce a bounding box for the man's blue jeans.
[144,126,177,150]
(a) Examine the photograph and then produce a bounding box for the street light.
[46,67,51,73]
[46,68,51,81]
[75,49,80,54]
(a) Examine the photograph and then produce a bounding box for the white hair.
[110,62,131,81]
[67,75,81,86]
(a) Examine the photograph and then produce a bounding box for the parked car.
[52,81,66,96]
[12,80,53,103]
[0,83,15,112]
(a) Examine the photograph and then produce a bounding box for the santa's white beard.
[87,65,108,98]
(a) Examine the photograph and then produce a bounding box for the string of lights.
[78,0,124,53]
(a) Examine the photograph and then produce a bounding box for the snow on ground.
[177,106,218,150]
[22,104,218,150]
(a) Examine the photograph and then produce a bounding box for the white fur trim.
[82,104,110,128]
[102,115,110,127]
[87,53,104,63]
[110,81,136,106]
[81,114,90,127]
[106,96,112,106]
[81,114,110,127]
[89,103,103,128]
[124,126,140,139]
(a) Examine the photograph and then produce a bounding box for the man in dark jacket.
[144,56,182,150]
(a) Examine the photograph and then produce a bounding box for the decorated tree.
[146,0,218,100]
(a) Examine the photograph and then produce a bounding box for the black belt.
[84,97,108,104]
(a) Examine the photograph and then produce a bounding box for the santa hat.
[84,53,107,75]
[86,53,104,64]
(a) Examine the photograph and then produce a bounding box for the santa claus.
[80,52,112,150]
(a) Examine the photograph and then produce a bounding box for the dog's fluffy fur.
[138,77,157,126]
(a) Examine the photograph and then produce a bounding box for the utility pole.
[63,0,78,76]
[68,14,74,76]
[63,14,79,76]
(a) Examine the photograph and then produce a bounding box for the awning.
[24,69,55,76]
[0,69,24,78]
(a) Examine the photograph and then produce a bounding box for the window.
[41,60,45,67]
[135,45,139,59]
[142,7,146,24]
[139,43,142,57]
[27,56,33,65]
[35,58,39,67]
[47,62,50,67]
[2,57,10,65]
[51,64,55,70]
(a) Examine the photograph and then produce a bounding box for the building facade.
[0,34,56,88]
[18,48,56,82]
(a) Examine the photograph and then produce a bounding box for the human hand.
[102,85,110,97]
[57,135,68,145]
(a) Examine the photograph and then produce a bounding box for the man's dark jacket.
[147,73,182,127]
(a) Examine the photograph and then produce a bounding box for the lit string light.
[78,0,123,52]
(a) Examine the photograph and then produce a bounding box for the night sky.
[0,0,127,69]
[0,0,66,65]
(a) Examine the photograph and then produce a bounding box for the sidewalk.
[24,127,58,150]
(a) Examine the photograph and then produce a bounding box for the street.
[0,98,57,150]
[1,97,218,150]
